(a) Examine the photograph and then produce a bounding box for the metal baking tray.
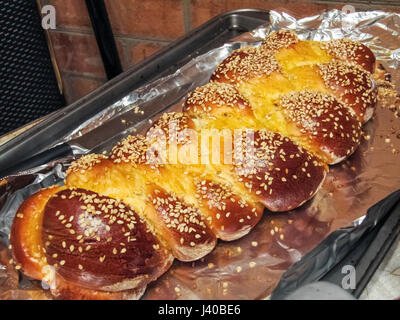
[0,9,270,175]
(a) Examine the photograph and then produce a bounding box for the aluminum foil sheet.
[1,9,400,300]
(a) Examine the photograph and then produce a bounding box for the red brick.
[48,31,106,78]
[61,73,106,104]
[116,39,167,70]
[115,39,129,70]
[130,42,166,64]
[40,0,92,30]
[104,0,185,40]
[190,0,340,28]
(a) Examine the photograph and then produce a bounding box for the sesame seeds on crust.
[110,134,150,165]
[261,30,299,53]
[211,46,281,84]
[42,188,170,290]
[233,129,326,212]
[148,112,194,146]
[279,90,362,163]
[194,179,263,241]
[317,60,377,123]
[149,187,209,239]
[321,38,376,73]
[147,187,216,261]
[66,154,108,175]
[185,82,251,111]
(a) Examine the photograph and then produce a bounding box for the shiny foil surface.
[0,9,399,300]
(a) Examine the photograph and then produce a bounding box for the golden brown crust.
[42,188,173,291]
[148,112,196,147]
[10,186,63,280]
[194,179,264,241]
[66,140,217,262]
[317,60,377,123]
[66,154,109,176]
[10,186,160,300]
[278,90,362,164]
[263,31,376,74]
[260,30,299,53]
[110,134,150,166]
[233,130,327,212]
[321,38,376,74]
[145,186,217,261]
[210,46,280,84]
[184,82,253,118]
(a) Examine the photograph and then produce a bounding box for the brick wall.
[39,0,400,104]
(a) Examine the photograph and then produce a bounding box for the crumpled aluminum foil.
[1,9,400,300]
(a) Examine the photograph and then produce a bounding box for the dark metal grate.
[0,1,65,136]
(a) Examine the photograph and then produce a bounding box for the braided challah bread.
[9,30,377,299]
